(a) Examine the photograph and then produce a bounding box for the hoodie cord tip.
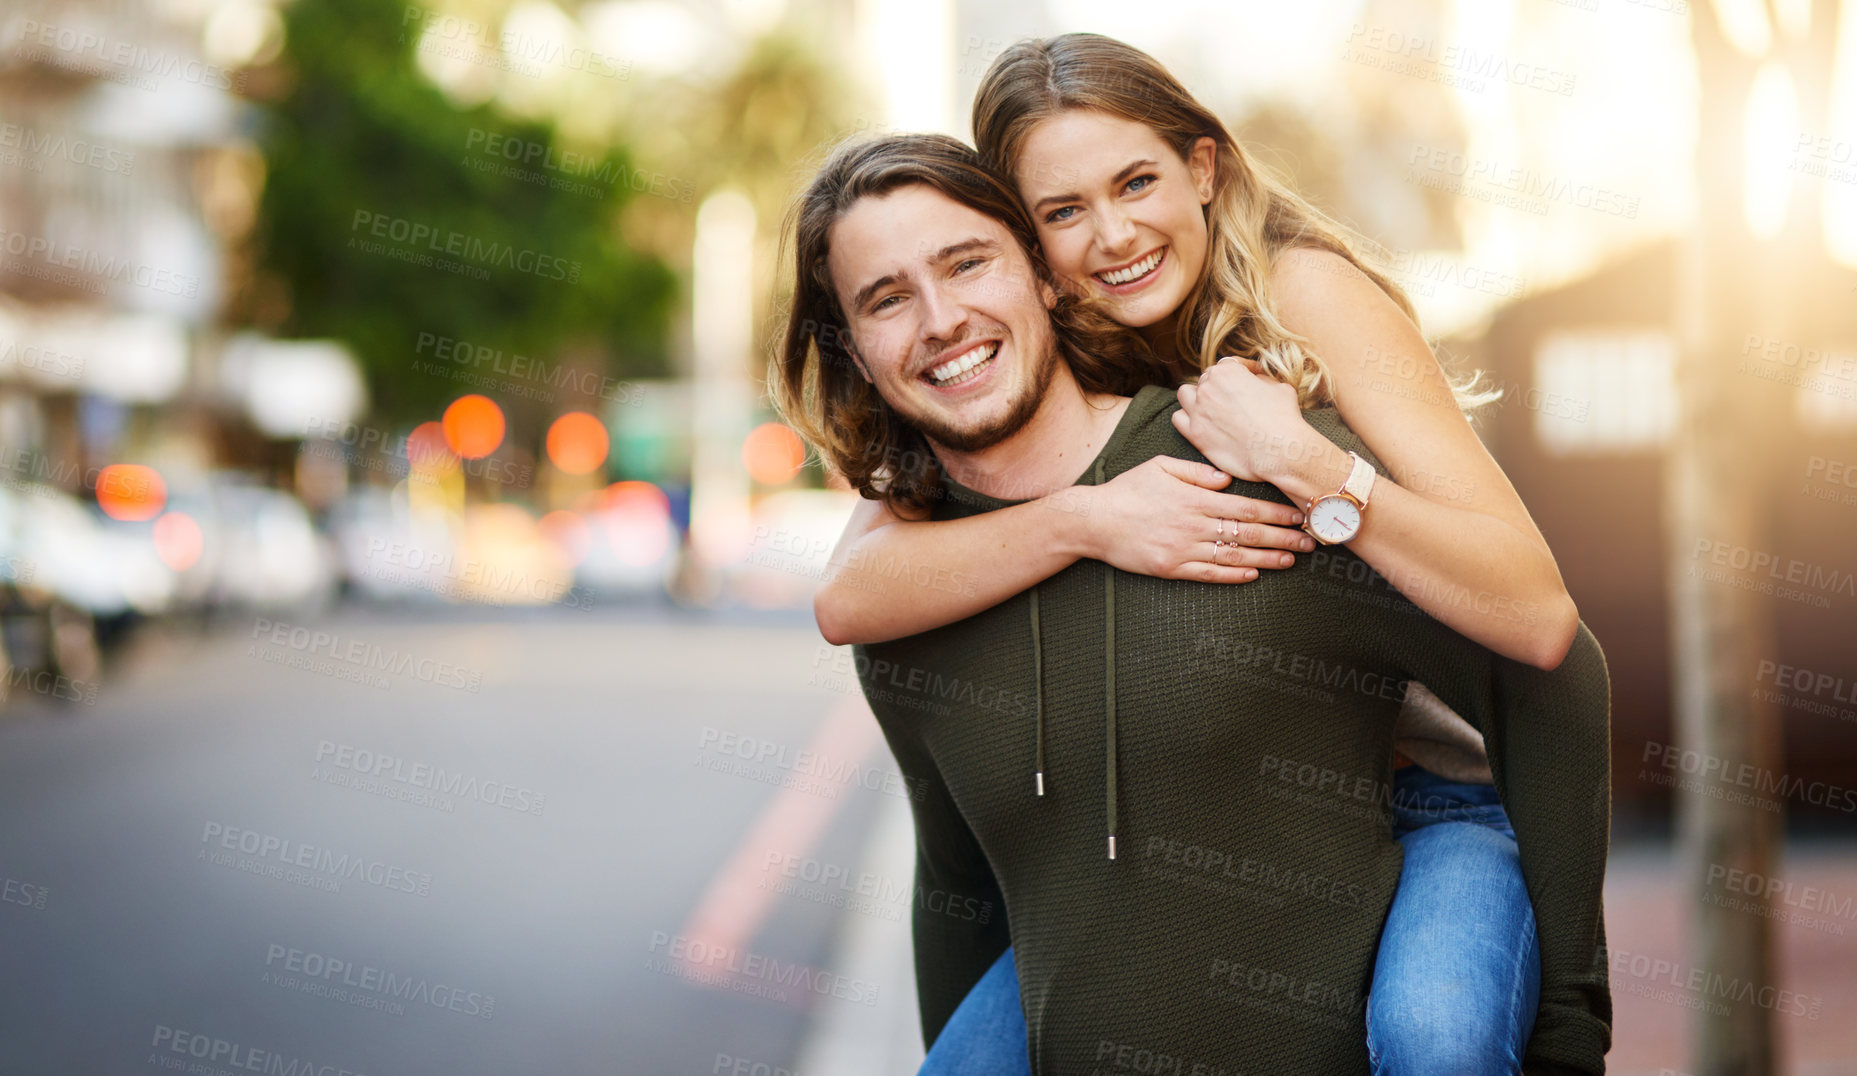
[1035,772,1045,797]
[1107,835,1117,860]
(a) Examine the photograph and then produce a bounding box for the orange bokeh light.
[604,479,670,515]
[96,464,167,521]
[546,412,610,475]
[407,421,460,472]
[152,511,204,571]
[742,422,805,486]
[442,395,506,459]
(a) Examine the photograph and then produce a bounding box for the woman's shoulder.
[1268,245,1375,287]
[1266,246,1388,327]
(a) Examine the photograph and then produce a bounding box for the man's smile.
[922,340,1001,390]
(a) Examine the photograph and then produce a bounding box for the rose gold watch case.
[1301,452,1375,545]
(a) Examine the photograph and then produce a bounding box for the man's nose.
[918,280,969,343]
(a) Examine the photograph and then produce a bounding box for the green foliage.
[252,0,677,422]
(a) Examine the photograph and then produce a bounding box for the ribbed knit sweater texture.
[853,385,1612,1075]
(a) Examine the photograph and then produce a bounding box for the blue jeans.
[1367,766,1540,1075]
[916,944,1029,1075]
[916,767,1539,1076]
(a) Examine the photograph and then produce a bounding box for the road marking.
[792,783,926,1073]
[673,694,881,986]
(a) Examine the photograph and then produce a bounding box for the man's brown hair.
[770,132,1188,513]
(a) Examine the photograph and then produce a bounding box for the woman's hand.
[1173,357,1331,484]
[1077,456,1314,583]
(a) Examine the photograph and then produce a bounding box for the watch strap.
[1341,451,1375,507]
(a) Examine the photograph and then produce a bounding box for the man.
[772,133,1612,1075]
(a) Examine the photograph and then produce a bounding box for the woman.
[816,34,1571,1076]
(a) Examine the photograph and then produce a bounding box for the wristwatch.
[1302,451,1375,545]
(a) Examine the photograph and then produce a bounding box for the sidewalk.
[799,831,1857,1074]
[791,786,927,1075]
[1604,841,1857,1075]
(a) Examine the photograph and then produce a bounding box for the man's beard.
[892,336,1060,454]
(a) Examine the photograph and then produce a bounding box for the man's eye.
[873,295,901,311]
[1044,206,1077,224]
[954,258,982,273]
[1125,175,1156,194]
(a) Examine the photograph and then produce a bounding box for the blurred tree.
[682,33,858,227]
[612,29,859,289]
[1670,2,1841,1073]
[244,0,677,423]
[605,28,861,494]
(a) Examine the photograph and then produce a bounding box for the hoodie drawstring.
[1027,459,1119,860]
[1098,458,1118,860]
[1031,587,1045,798]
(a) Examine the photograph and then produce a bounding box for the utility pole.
[1668,2,1839,1072]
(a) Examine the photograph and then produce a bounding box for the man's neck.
[929,368,1132,502]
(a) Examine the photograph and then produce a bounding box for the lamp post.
[685,189,758,601]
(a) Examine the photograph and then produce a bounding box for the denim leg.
[916,945,1032,1076]
[1367,821,1541,1076]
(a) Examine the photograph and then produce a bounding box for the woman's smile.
[1093,246,1167,293]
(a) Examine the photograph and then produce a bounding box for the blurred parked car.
[163,475,339,612]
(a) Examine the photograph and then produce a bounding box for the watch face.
[1308,495,1361,543]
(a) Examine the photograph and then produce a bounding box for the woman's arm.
[1173,247,1579,670]
[814,457,1311,646]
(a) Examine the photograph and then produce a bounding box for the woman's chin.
[1102,287,1180,331]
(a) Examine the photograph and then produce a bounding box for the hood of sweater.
[934,385,1178,859]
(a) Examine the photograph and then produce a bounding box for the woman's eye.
[1125,175,1156,194]
[1044,206,1077,224]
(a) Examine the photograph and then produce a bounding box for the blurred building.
[1451,242,1857,823]
[0,0,232,468]
[0,0,351,682]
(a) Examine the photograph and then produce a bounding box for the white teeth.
[1097,249,1163,286]
[927,343,998,386]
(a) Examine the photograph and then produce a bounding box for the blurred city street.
[4,603,1856,1074]
[0,604,926,1076]
[2,0,1854,1071]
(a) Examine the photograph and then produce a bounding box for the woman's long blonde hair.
[973,32,1495,411]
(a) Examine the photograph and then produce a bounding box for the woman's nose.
[1097,205,1138,255]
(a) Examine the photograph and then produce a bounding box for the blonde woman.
[814,34,1586,1076]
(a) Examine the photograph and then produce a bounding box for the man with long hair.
[773,132,1611,1076]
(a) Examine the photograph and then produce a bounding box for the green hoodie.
[854,384,1611,1075]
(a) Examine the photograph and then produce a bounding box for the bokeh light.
[407,421,461,472]
[442,395,506,459]
[598,480,674,566]
[96,464,167,521]
[547,412,610,475]
[152,511,205,571]
[741,422,805,486]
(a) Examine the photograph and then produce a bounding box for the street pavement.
[3,601,1852,1075]
[0,603,923,1076]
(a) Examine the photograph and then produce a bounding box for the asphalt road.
[0,602,919,1076]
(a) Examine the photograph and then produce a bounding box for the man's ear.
[844,339,874,384]
[1188,136,1217,205]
